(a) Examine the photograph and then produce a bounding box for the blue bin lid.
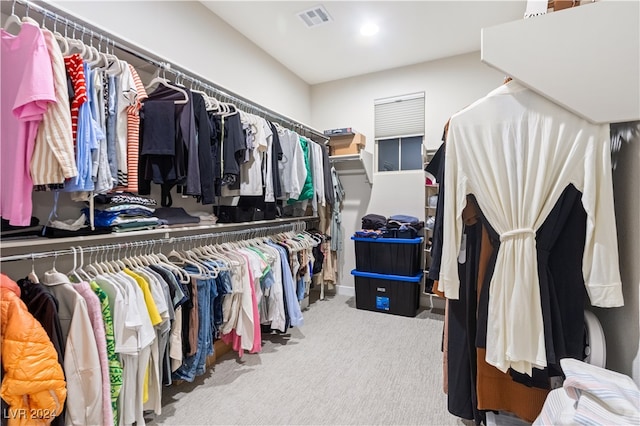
[351,269,423,282]
[351,236,423,244]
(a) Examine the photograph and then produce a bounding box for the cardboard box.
[329,133,366,156]
[554,0,578,11]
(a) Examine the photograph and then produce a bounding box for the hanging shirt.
[241,116,271,196]
[439,80,624,376]
[308,140,326,214]
[106,73,119,186]
[267,241,304,327]
[73,281,114,426]
[64,62,96,193]
[64,53,87,144]
[191,91,215,204]
[89,67,112,194]
[116,61,137,187]
[30,26,77,186]
[42,271,104,426]
[90,281,123,426]
[278,129,307,200]
[268,122,284,201]
[126,64,147,193]
[0,22,56,226]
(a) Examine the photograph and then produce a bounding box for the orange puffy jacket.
[0,274,67,425]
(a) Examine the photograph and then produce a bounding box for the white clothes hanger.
[87,33,106,68]
[51,19,70,55]
[28,254,39,283]
[65,27,88,57]
[103,39,123,76]
[146,69,189,105]
[3,1,22,35]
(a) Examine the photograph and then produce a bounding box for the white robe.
[438,81,623,375]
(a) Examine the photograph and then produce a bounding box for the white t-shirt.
[116,61,137,186]
[278,129,307,200]
[240,116,270,196]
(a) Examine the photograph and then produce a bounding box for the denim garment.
[172,268,213,382]
[213,268,232,339]
[297,277,305,302]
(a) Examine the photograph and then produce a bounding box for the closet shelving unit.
[0,217,319,260]
[481,0,639,124]
[423,184,438,273]
[329,150,373,185]
[422,147,441,298]
[1,0,329,263]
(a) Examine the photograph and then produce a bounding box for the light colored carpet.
[148,293,463,426]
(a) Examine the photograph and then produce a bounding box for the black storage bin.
[351,270,421,317]
[216,197,279,223]
[352,236,423,276]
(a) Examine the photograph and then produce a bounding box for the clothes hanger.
[54,20,71,55]
[74,246,95,280]
[154,245,191,284]
[3,1,22,35]
[67,247,83,283]
[146,68,189,105]
[66,26,88,57]
[168,244,208,276]
[88,32,106,68]
[27,254,39,283]
[109,245,127,272]
[103,39,123,76]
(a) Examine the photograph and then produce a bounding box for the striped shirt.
[31,28,77,186]
[126,64,147,193]
[534,358,640,425]
[64,53,87,145]
[115,62,137,187]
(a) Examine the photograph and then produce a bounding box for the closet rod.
[8,0,328,143]
[0,221,307,263]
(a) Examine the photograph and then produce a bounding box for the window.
[374,92,425,172]
[377,136,423,172]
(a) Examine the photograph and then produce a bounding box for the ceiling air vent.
[297,5,333,28]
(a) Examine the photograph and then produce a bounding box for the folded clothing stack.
[94,192,158,207]
[357,213,424,239]
[84,204,160,233]
[385,214,424,238]
[1,217,43,240]
[88,192,161,232]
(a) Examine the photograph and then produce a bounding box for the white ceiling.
[201,1,527,85]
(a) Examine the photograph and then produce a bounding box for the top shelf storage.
[481,0,640,124]
[330,150,373,185]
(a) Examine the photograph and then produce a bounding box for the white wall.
[311,52,506,289]
[49,0,311,124]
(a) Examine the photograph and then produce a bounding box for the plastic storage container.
[351,270,422,317]
[352,236,423,276]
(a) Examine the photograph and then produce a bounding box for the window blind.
[374,93,425,139]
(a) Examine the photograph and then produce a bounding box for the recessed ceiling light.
[360,22,379,37]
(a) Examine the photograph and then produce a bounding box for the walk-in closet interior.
[1,1,639,425]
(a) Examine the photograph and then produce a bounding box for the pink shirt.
[74,281,114,426]
[1,23,55,226]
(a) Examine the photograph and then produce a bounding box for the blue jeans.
[213,269,232,338]
[297,277,305,301]
[173,269,213,381]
